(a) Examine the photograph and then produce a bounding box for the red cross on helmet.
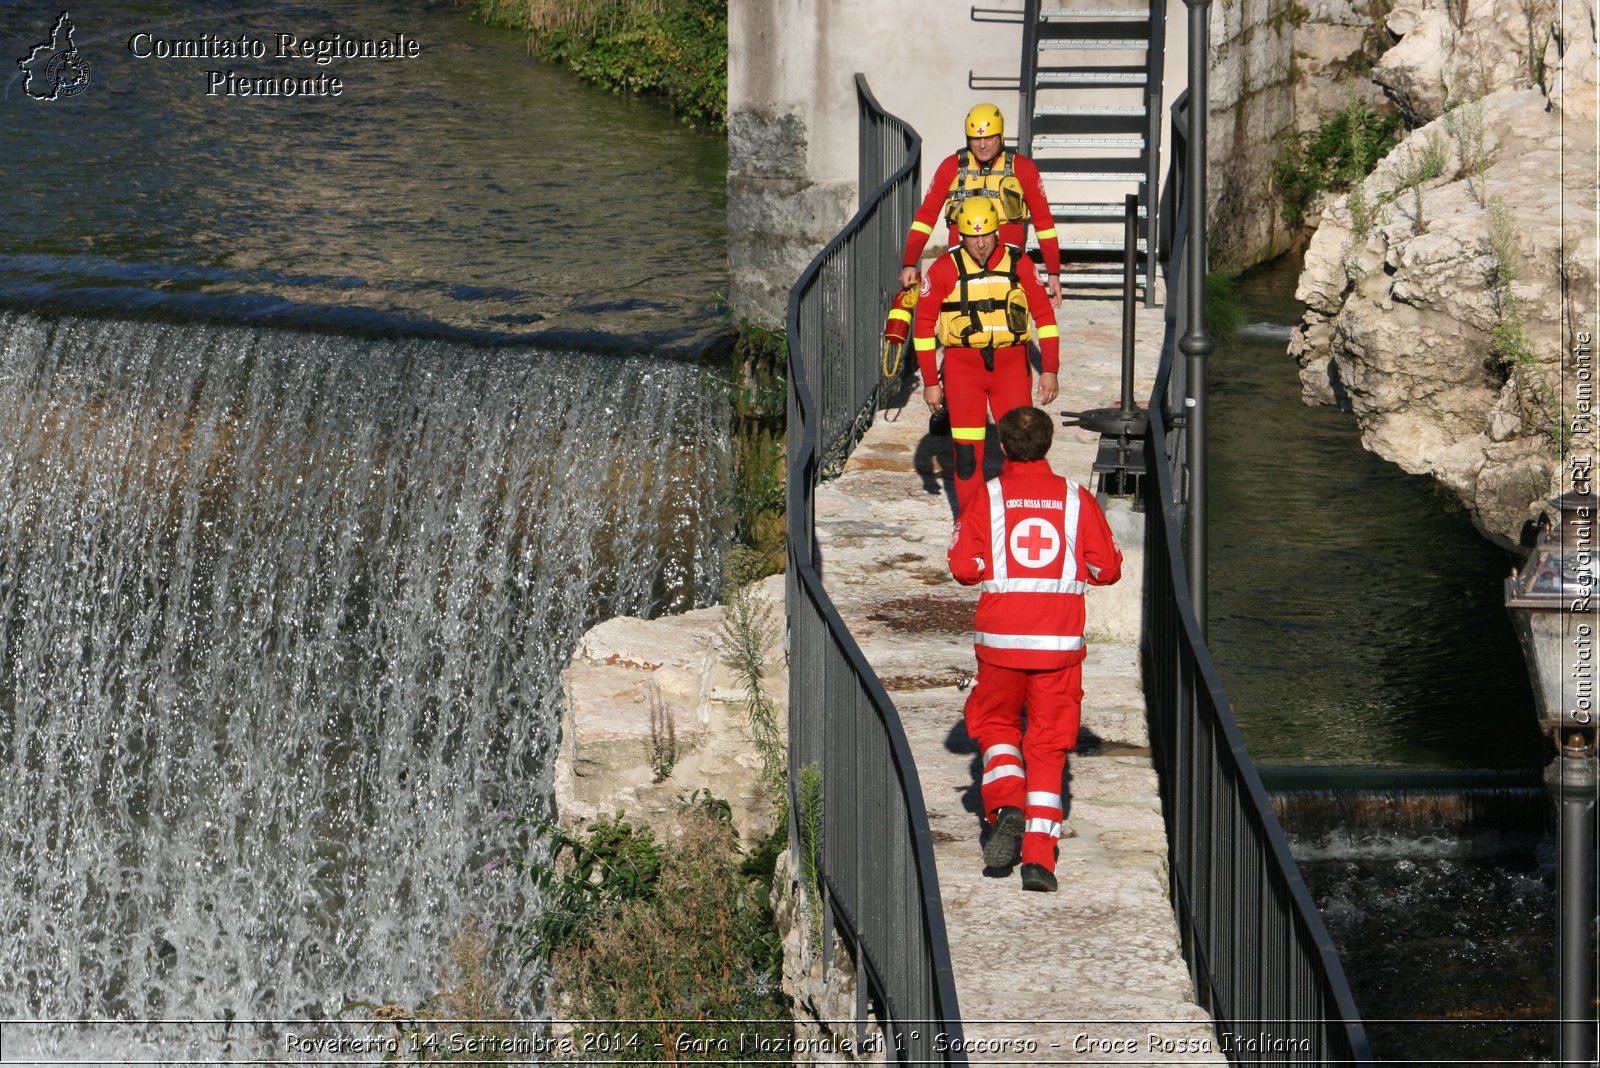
[965,103,1005,139]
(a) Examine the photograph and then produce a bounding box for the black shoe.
[1020,863,1058,893]
[982,807,1024,868]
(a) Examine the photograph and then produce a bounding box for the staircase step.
[1039,8,1152,18]
[1036,66,1148,87]
[1039,38,1149,50]
[1051,202,1149,220]
[1032,136,1145,150]
[1062,238,1149,255]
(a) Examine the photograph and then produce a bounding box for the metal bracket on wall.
[968,72,1021,91]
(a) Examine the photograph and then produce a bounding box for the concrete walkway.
[811,295,1227,1065]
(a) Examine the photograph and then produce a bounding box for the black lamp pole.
[1180,0,1214,634]
[1552,732,1597,1065]
[1504,491,1599,1065]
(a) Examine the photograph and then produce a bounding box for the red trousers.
[939,346,1032,506]
[964,659,1083,869]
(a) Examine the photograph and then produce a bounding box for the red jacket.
[948,461,1122,669]
[911,244,1060,387]
[902,149,1061,275]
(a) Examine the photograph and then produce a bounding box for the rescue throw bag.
[881,282,918,377]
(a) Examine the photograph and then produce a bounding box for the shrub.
[472,0,728,128]
[1273,84,1402,227]
[542,807,790,1060]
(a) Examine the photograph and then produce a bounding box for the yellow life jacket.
[936,245,1032,350]
[943,149,1029,225]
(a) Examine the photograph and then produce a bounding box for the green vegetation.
[717,317,789,578]
[1272,83,1402,228]
[1487,198,1565,448]
[471,0,728,128]
[1445,98,1489,205]
[513,805,790,1060]
[796,762,824,951]
[1204,272,1246,344]
[720,545,786,806]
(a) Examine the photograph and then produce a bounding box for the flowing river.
[1210,258,1558,1064]
[0,0,730,1056]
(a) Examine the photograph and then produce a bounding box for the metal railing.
[785,75,966,1064]
[1143,90,1377,1065]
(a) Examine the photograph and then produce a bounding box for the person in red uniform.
[947,405,1122,892]
[899,103,1062,309]
[912,197,1060,507]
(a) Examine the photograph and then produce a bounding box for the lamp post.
[1505,490,1598,1066]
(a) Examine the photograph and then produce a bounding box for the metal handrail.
[784,75,966,1064]
[1143,91,1377,1065]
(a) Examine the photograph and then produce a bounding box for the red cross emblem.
[1009,518,1059,568]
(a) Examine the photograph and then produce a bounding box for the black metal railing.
[785,75,966,1064]
[1143,90,1377,1065]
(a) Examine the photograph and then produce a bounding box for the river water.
[0,1,730,1056]
[1210,258,1560,1063]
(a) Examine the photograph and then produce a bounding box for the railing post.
[1179,0,1214,637]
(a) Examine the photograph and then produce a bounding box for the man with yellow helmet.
[900,103,1062,308]
[911,196,1060,507]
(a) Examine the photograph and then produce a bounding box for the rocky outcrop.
[1290,0,1597,546]
[554,575,786,848]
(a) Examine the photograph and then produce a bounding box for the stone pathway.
[812,294,1227,1065]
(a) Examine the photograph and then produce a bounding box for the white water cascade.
[0,311,729,1054]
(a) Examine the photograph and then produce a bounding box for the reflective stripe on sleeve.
[1037,325,1060,339]
[911,220,935,236]
[1035,227,1057,240]
[988,478,1009,583]
[913,336,937,351]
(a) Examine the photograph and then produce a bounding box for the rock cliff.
[1289,0,1597,546]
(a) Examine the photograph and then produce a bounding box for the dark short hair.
[998,406,1053,462]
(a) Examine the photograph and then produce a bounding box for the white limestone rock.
[1290,81,1596,545]
[554,575,787,848]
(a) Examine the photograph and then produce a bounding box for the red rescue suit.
[901,149,1062,276]
[912,246,1060,505]
[948,462,1122,869]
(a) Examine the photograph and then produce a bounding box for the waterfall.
[0,311,730,1052]
[1267,769,1550,859]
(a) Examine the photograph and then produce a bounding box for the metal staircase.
[972,0,1166,304]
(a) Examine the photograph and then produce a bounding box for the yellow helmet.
[954,197,1001,237]
[965,103,1005,139]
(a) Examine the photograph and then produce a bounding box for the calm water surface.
[1208,257,1541,770]
[2,0,728,349]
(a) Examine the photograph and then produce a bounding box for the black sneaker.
[982,806,1024,868]
[1020,863,1058,893]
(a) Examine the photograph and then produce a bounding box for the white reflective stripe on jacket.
[975,474,1088,656]
[974,631,1086,651]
